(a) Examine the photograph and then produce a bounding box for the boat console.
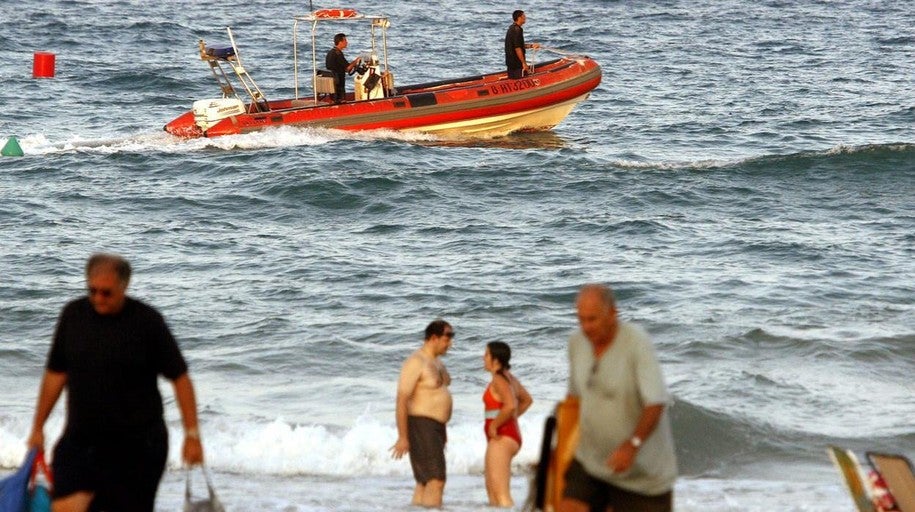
[354,54,385,100]
[293,11,394,103]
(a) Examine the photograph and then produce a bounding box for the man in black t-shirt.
[325,32,363,103]
[505,10,540,79]
[28,253,205,512]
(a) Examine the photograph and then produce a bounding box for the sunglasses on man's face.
[443,331,455,339]
[87,287,114,298]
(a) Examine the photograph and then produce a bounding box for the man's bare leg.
[52,492,94,512]
[557,497,591,512]
[417,479,444,507]
[412,483,425,505]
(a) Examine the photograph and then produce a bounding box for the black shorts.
[407,415,446,484]
[563,458,672,512]
[52,422,168,512]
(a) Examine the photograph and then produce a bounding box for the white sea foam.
[10,126,441,156]
[0,412,545,477]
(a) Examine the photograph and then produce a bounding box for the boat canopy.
[292,9,391,101]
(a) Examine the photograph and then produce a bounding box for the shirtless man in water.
[391,319,454,507]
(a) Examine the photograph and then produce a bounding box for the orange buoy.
[33,52,56,78]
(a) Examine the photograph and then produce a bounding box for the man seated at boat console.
[325,33,362,103]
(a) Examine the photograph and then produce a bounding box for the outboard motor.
[193,98,245,131]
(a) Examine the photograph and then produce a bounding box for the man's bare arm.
[606,403,665,472]
[173,373,204,465]
[28,370,67,449]
[390,355,422,459]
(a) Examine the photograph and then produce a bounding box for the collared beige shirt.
[568,321,678,495]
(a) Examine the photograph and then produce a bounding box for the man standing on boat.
[559,283,677,512]
[390,319,454,507]
[505,10,540,79]
[326,33,362,103]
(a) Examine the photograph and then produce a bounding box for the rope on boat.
[535,46,589,60]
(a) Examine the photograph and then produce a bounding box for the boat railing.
[396,58,570,95]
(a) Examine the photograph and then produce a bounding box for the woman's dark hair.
[487,341,512,375]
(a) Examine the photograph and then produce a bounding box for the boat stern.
[165,98,246,138]
[164,110,203,138]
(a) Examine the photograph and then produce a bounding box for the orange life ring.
[313,8,358,19]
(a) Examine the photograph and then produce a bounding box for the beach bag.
[184,465,225,512]
[0,448,38,512]
[523,398,580,511]
[545,397,580,509]
[27,451,52,512]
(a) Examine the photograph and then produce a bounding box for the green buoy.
[2,136,24,157]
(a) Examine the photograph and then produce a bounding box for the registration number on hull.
[489,78,539,95]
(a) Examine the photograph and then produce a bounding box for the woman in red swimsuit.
[483,341,533,507]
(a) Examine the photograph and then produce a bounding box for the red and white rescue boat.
[164,9,602,139]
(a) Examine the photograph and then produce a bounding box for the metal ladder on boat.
[199,28,270,113]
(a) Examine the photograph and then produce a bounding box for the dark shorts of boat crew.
[407,415,447,484]
[563,459,672,512]
[52,421,168,512]
[507,68,525,79]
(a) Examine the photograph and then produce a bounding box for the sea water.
[0,0,913,510]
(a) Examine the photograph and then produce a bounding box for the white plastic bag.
[183,466,225,512]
